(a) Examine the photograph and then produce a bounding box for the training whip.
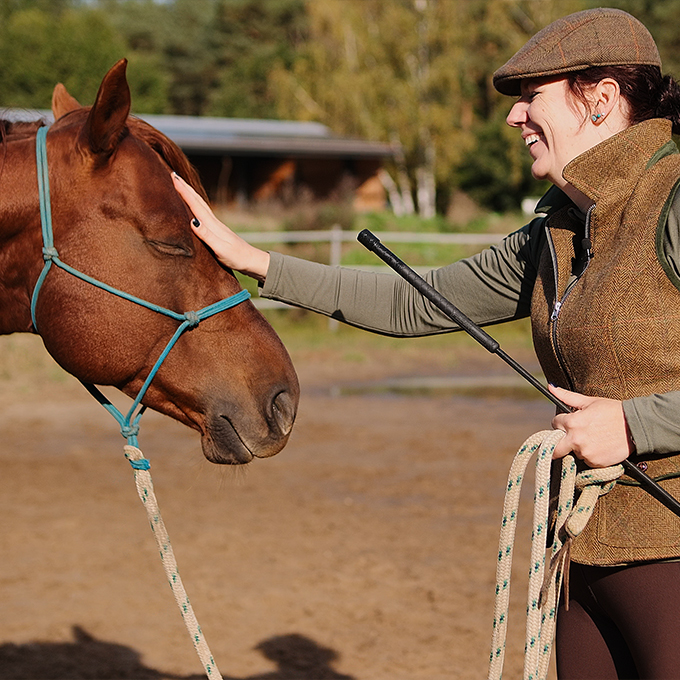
[357,228,680,520]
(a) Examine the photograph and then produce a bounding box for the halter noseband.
[32,126,251,456]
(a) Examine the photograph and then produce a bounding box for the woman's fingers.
[172,172,213,219]
[548,387,633,467]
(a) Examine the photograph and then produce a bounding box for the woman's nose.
[506,101,528,128]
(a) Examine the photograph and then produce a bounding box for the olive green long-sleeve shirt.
[260,189,680,458]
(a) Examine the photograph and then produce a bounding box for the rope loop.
[42,246,58,261]
[488,430,624,680]
[183,310,200,327]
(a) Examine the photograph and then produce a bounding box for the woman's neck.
[562,183,595,213]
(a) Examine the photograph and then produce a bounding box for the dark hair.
[567,65,680,135]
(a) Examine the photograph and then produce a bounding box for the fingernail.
[172,172,182,181]
[191,218,201,228]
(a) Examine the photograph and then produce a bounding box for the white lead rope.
[124,445,223,680]
[488,430,623,680]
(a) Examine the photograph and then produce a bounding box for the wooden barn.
[5,108,393,211]
[141,114,393,211]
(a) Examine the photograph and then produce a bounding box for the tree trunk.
[390,133,416,215]
[416,130,436,218]
[378,169,405,216]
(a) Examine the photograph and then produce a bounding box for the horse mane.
[0,113,208,202]
[0,118,45,140]
[0,118,46,181]
[128,116,209,202]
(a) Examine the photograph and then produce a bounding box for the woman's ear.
[591,78,622,122]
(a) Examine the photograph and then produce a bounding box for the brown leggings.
[556,561,680,679]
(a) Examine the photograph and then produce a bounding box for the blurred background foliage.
[1,0,677,214]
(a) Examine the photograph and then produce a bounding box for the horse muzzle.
[201,386,298,465]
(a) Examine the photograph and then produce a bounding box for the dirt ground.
[0,333,559,680]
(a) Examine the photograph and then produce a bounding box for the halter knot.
[42,246,58,261]
[121,424,140,439]
[183,311,200,327]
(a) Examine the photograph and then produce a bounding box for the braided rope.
[488,430,624,680]
[124,445,222,680]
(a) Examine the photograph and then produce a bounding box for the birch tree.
[271,0,586,215]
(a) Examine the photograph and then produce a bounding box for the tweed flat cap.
[493,8,661,96]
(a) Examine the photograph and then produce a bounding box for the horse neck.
[0,136,43,335]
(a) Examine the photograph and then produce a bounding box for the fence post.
[328,224,342,331]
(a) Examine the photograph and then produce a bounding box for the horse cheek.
[34,280,154,387]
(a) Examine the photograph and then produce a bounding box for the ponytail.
[655,74,680,135]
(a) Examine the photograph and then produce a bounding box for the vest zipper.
[547,204,595,388]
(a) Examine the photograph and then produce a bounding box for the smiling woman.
[173,8,680,679]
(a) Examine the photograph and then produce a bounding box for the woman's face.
[506,77,600,188]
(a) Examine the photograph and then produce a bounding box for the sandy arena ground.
[0,333,558,680]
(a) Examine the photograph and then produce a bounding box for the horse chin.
[200,426,254,466]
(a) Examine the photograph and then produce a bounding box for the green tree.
[271,0,473,217]
[98,0,215,115]
[0,6,125,108]
[207,0,307,118]
[95,0,173,113]
[99,0,306,117]
[270,0,587,215]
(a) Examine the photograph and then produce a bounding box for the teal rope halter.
[31,126,251,458]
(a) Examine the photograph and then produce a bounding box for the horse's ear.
[51,83,81,120]
[79,58,131,159]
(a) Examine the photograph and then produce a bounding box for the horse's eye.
[147,239,193,258]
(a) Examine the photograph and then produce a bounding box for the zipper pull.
[582,237,593,260]
[550,300,562,322]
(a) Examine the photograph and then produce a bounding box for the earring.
[591,112,603,122]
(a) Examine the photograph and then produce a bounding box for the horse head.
[3,59,299,464]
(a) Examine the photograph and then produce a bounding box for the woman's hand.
[171,173,270,283]
[550,385,635,467]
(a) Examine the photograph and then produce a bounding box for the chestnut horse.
[0,59,299,464]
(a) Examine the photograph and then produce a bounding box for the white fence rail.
[242,226,507,320]
[242,226,506,268]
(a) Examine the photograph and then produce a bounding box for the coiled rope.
[125,445,223,680]
[488,430,624,680]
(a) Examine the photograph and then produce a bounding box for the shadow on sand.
[0,626,355,680]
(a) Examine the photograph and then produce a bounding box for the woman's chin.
[530,162,553,183]
[530,165,546,181]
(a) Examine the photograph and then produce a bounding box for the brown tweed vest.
[531,119,680,565]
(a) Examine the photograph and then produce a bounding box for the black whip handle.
[358,229,499,352]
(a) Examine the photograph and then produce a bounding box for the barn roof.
[2,108,394,159]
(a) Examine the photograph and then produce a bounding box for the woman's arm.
[174,169,545,336]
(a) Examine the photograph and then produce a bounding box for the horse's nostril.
[272,390,296,436]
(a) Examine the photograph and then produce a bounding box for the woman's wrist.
[241,247,270,284]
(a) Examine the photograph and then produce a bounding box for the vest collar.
[562,119,676,203]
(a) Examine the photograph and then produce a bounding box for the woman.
[173,8,680,678]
